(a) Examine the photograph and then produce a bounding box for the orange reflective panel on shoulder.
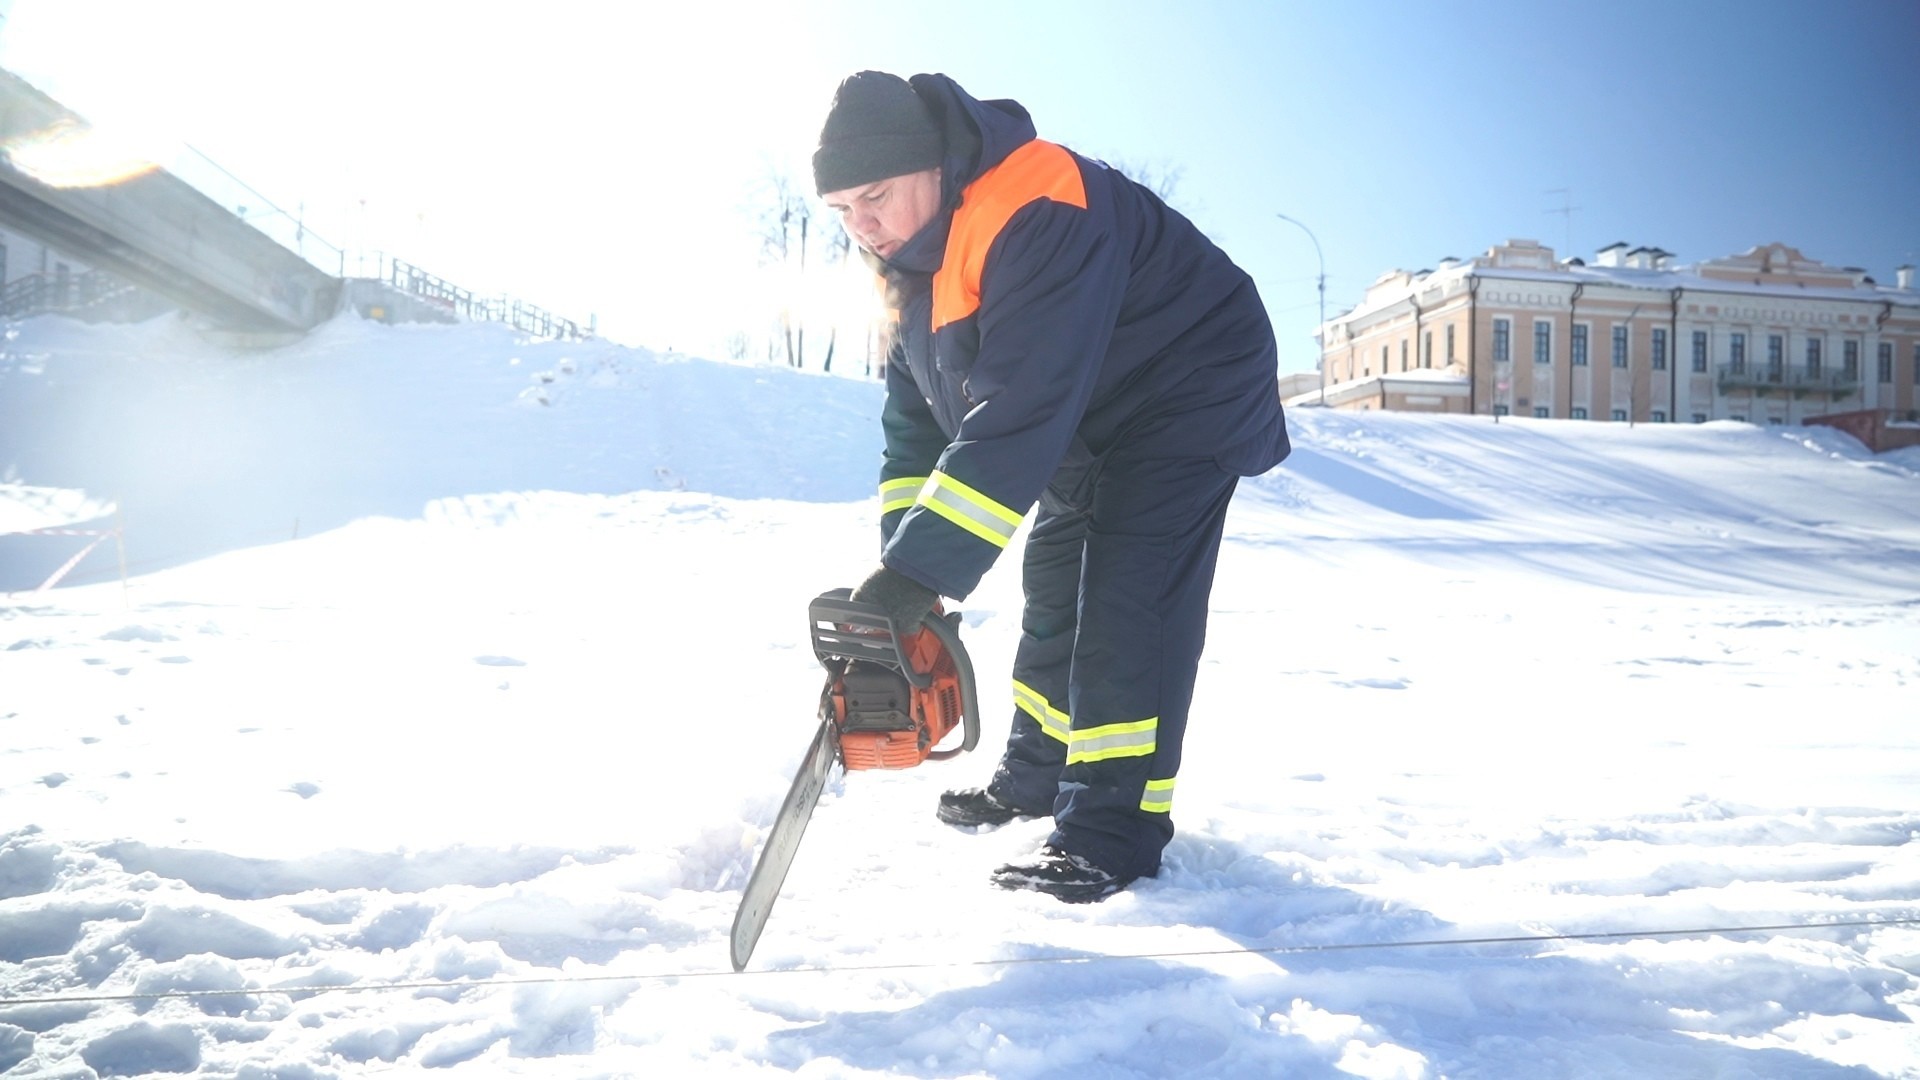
[931,140,1088,332]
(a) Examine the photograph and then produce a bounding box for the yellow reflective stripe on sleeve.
[1012,678,1072,745]
[918,470,1023,548]
[1140,778,1176,813]
[880,476,926,515]
[1066,717,1158,765]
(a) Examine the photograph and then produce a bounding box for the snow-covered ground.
[2,313,1917,1078]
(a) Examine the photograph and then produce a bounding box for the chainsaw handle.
[918,608,981,755]
[808,589,934,688]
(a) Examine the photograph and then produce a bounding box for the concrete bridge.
[0,68,339,332]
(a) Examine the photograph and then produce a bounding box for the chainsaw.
[728,588,980,971]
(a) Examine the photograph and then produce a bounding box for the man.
[816,71,1289,902]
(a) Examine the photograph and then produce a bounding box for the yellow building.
[1309,239,1920,428]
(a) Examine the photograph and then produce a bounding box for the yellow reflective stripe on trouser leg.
[1140,778,1176,813]
[1066,717,1158,765]
[880,476,926,516]
[1012,678,1072,745]
[918,470,1023,548]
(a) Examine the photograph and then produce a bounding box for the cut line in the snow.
[3,914,1913,1008]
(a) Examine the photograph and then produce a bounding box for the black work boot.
[990,844,1137,903]
[936,787,1045,829]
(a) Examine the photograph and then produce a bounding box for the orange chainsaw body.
[808,590,979,772]
[830,624,967,770]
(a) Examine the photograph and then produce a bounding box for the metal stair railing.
[1,268,147,320]
[383,256,585,340]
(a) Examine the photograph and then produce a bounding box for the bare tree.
[819,227,851,373]
[1106,158,1185,206]
[755,172,853,371]
[756,174,807,368]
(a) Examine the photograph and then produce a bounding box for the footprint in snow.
[474,655,526,667]
[1335,676,1408,690]
[286,782,321,799]
[100,625,176,643]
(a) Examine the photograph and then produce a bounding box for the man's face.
[822,168,942,260]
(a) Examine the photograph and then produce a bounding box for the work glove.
[850,565,940,635]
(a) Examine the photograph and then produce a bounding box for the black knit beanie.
[812,71,944,195]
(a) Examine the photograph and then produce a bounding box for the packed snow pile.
[3,313,1917,1078]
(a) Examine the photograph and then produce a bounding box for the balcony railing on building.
[1715,361,1862,400]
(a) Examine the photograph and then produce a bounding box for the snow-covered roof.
[1331,243,1920,327]
[1472,262,1920,307]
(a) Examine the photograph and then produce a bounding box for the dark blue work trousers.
[986,448,1239,880]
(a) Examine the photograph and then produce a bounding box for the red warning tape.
[3,524,126,592]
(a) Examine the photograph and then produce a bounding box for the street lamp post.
[1275,213,1326,405]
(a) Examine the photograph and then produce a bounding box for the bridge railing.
[167,146,349,279]
[0,267,151,320]
[166,147,587,341]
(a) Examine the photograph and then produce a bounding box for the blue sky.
[2,0,1915,373]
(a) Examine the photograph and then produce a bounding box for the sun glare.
[752,256,888,368]
[2,118,161,189]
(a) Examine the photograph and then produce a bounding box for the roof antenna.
[1544,188,1579,260]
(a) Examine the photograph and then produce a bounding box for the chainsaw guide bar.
[728,589,979,972]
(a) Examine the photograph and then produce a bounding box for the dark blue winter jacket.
[873,74,1289,601]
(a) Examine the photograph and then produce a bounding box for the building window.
[1651,409,1667,423]
[1611,409,1627,421]
[1493,404,1510,417]
[1691,412,1707,423]
[1878,342,1893,383]
[1534,406,1550,418]
[1572,406,1589,420]
[1912,343,1919,384]
[1730,332,1746,372]
[1731,413,1747,422]
[1381,345,1389,374]
[1423,331,1433,368]
[1612,325,1629,368]
[1691,330,1708,373]
[1806,337,1822,379]
[1534,320,1552,364]
[1571,325,1589,366]
[1842,340,1859,381]
[1492,318,1511,363]
[1446,324,1456,363]
[1767,334,1784,380]
[1652,328,1668,371]
[1400,339,1409,372]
